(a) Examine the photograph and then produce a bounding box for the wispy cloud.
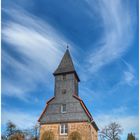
[108,60,137,94]
[123,71,135,86]
[86,0,136,72]
[94,107,139,139]
[2,109,38,129]
[96,115,138,139]
[121,60,137,86]
[2,6,75,100]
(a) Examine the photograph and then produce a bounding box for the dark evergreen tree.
[127,133,136,140]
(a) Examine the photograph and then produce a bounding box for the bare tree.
[2,121,26,140]
[23,123,40,140]
[32,123,40,140]
[6,121,17,138]
[99,122,123,140]
[2,121,40,140]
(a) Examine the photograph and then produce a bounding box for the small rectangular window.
[61,104,66,113]
[63,74,66,80]
[60,123,68,135]
[62,89,66,94]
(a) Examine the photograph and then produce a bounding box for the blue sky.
[1,0,138,139]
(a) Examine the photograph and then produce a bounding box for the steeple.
[53,49,80,81]
[38,47,99,137]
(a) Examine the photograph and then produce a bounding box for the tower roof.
[53,49,80,81]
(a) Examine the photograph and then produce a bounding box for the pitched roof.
[38,95,99,131]
[73,95,93,120]
[53,49,80,81]
[38,97,55,122]
[73,95,99,131]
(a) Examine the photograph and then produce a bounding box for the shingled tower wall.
[38,49,98,140]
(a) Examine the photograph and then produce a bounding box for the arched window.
[41,131,54,140]
[68,131,81,140]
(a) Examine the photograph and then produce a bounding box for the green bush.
[68,131,81,140]
[41,131,54,140]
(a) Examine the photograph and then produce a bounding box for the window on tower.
[62,74,66,80]
[60,123,68,135]
[62,89,66,94]
[61,104,66,113]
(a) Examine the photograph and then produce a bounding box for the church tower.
[38,49,98,140]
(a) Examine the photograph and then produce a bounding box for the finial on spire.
[67,44,69,49]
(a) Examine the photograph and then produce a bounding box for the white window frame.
[61,104,66,113]
[60,123,68,135]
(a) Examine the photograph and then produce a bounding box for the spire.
[53,49,80,81]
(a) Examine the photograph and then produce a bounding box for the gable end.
[38,97,55,122]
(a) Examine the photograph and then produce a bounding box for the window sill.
[60,133,68,136]
[61,112,67,114]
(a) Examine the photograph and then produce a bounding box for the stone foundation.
[40,122,98,140]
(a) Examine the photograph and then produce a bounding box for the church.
[38,49,98,140]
